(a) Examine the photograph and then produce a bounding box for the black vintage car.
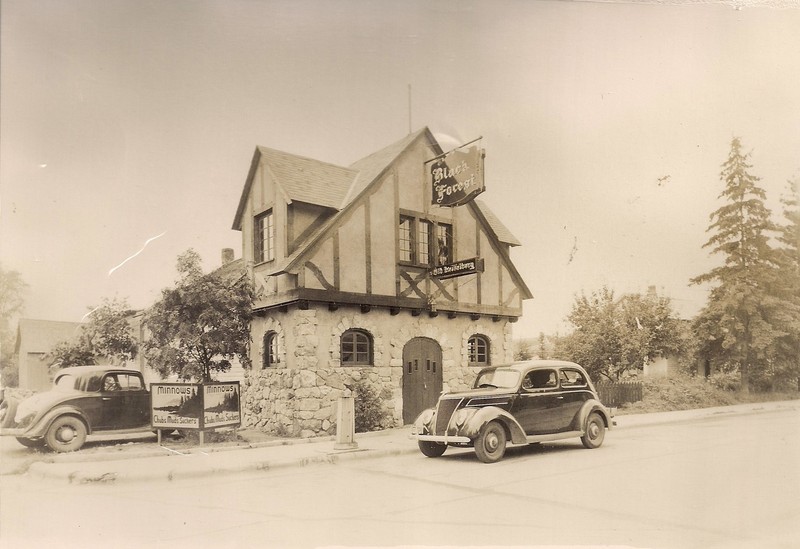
[410,360,614,463]
[0,366,151,452]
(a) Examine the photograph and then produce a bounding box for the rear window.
[54,374,79,391]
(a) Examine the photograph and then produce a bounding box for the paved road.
[1,408,798,549]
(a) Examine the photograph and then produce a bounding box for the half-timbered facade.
[233,127,532,436]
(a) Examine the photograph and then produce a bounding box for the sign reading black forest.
[427,142,485,207]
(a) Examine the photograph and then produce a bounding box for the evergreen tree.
[691,137,781,392]
[771,178,800,389]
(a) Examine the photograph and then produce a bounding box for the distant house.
[15,319,84,391]
[232,127,533,435]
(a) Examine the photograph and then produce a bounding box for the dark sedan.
[0,365,151,452]
[411,360,614,463]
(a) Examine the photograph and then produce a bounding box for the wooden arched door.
[402,337,443,424]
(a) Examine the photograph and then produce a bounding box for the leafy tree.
[514,339,534,361]
[0,264,27,386]
[49,297,139,368]
[555,286,682,381]
[144,249,253,382]
[691,137,782,392]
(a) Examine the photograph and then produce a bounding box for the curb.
[19,400,799,484]
[26,441,418,484]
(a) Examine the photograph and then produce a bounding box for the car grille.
[434,398,461,435]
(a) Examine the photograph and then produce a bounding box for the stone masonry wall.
[242,307,514,438]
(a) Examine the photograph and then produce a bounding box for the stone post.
[334,390,358,450]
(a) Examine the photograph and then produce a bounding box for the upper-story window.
[399,214,453,267]
[399,216,414,263]
[436,223,453,265]
[468,334,490,366]
[254,209,275,263]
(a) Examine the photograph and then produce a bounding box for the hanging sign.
[426,139,485,207]
[431,257,484,280]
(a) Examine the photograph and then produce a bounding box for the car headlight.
[15,402,36,428]
[453,408,474,427]
[419,409,435,426]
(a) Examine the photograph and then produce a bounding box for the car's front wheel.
[44,416,87,452]
[581,412,606,449]
[474,420,507,463]
[418,440,447,458]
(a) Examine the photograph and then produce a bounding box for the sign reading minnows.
[151,382,241,429]
[426,138,485,207]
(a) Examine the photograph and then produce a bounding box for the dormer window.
[254,209,275,263]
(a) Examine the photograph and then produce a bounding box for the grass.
[617,374,800,415]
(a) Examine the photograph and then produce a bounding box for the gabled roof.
[15,319,84,354]
[474,199,522,247]
[232,148,358,230]
[342,128,433,206]
[234,128,526,284]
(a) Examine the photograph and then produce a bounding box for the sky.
[2,0,799,339]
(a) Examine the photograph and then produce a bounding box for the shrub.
[349,379,390,433]
[708,370,741,392]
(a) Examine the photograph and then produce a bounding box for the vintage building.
[233,127,532,436]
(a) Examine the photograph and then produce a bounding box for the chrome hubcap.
[58,427,75,443]
[589,422,600,439]
[486,432,499,451]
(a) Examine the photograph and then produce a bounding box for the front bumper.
[0,427,29,437]
[409,431,470,444]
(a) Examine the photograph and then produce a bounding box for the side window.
[263,331,280,368]
[341,329,373,366]
[467,334,490,366]
[524,369,558,390]
[103,374,121,392]
[560,369,587,387]
[117,374,143,391]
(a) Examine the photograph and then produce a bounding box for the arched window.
[262,331,280,368]
[468,334,490,366]
[341,329,373,366]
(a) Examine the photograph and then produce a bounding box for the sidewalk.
[22,400,799,484]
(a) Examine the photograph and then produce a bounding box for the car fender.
[25,406,92,438]
[460,406,528,444]
[576,399,612,432]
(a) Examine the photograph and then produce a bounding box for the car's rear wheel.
[418,440,447,458]
[15,437,44,449]
[581,412,606,449]
[474,420,507,463]
[44,416,87,453]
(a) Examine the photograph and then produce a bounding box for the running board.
[523,430,583,444]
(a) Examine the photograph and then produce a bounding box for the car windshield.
[474,368,520,389]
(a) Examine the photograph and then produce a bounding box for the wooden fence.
[595,381,643,407]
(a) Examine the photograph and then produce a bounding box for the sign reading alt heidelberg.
[427,141,485,207]
[431,257,484,279]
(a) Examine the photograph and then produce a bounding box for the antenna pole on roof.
[408,84,412,134]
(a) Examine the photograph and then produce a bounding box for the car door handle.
[556,396,564,400]
[102,397,112,401]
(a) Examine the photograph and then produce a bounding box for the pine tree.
[771,178,800,389]
[691,137,780,392]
